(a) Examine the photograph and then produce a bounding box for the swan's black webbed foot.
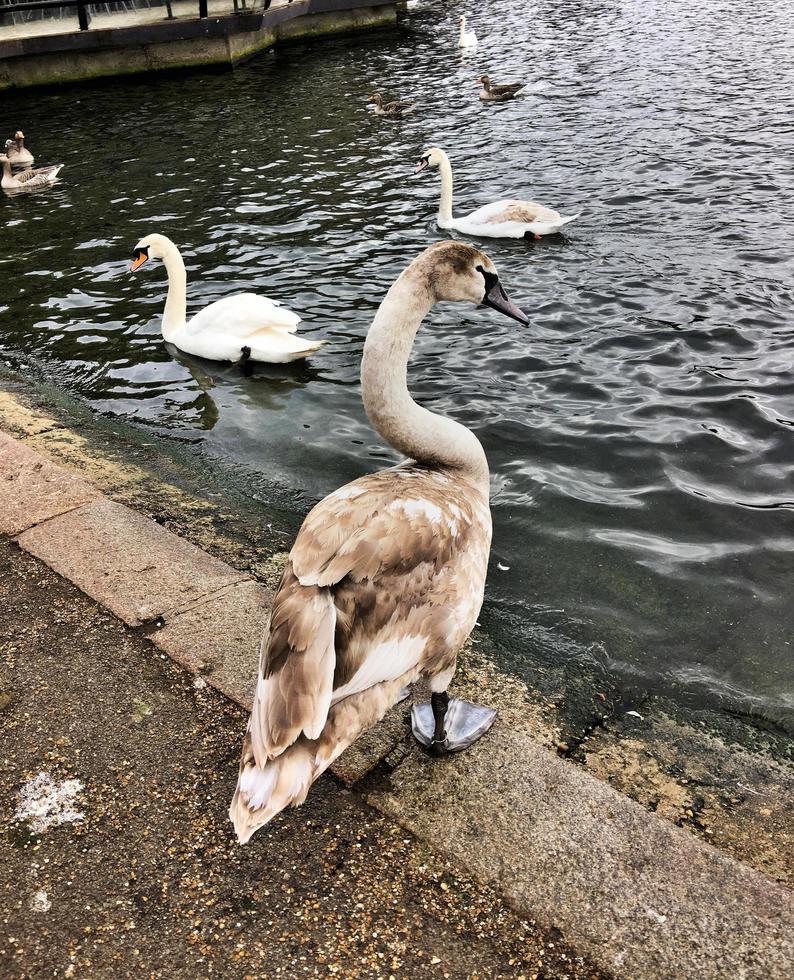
[411,691,496,754]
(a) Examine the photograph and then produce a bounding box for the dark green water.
[2,0,793,724]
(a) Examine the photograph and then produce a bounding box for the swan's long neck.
[361,267,489,488]
[436,154,454,227]
[459,18,466,43]
[159,242,188,340]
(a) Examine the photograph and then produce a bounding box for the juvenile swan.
[416,147,580,239]
[130,234,324,364]
[230,241,529,843]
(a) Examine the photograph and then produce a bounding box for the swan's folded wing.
[184,293,301,337]
[249,566,336,764]
[251,467,487,762]
[460,199,566,237]
[290,468,482,589]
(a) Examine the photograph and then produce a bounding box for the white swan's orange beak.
[131,249,149,272]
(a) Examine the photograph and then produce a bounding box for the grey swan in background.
[230,240,529,843]
[416,146,580,239]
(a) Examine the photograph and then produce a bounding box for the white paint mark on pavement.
[15,772,84,834]
[30,890,51,912]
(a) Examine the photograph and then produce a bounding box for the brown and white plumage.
[4,131,34,167]
[416,146,580,239]
[0,155,62,191]
[477,74,525,102]
[368,92,415,117]
[230,241,530,843]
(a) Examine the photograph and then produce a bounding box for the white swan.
[130,234,324,364]
[458,15,478,48]
[416,147,580,239]
[229,240,529,843]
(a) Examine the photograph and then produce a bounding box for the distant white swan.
[458,15,478,48]
[416,147,580,240]
[130,233,324,364]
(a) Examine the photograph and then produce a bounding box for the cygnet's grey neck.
[361,265,489,490]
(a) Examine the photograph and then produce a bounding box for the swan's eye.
[132,246,149,260]
[476,264,499,292]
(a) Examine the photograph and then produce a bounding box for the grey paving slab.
[0,431,100,535]
[153,579,269,709]
[369,727,794,980]
[17,498,247,627]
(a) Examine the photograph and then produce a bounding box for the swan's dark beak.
[414,156,430,174]
[482,276,530,326]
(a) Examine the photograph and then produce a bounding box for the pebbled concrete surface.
[17,498,247,627]
[369,728,794,980]
[0,431,99,535]
[0,539,600,980]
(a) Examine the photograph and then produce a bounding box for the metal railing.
[0,0,285,32]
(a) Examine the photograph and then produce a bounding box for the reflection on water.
[1,0,794,721]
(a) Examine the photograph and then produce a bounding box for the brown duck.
[368,92,415,117]
[477,74,525,102]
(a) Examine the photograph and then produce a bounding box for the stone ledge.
[0,430,100,535]
[153,579,269,709]
[17,498,248,627]
[370,728,794,980]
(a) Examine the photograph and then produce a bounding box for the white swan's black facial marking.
[131,245,150,272]
[476,264,530,326]
[415,153,431,174]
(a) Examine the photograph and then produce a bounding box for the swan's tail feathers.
[230,668,423,845]
[249,334,326,364]
[557,211,581,227]
[230,734,316,844]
